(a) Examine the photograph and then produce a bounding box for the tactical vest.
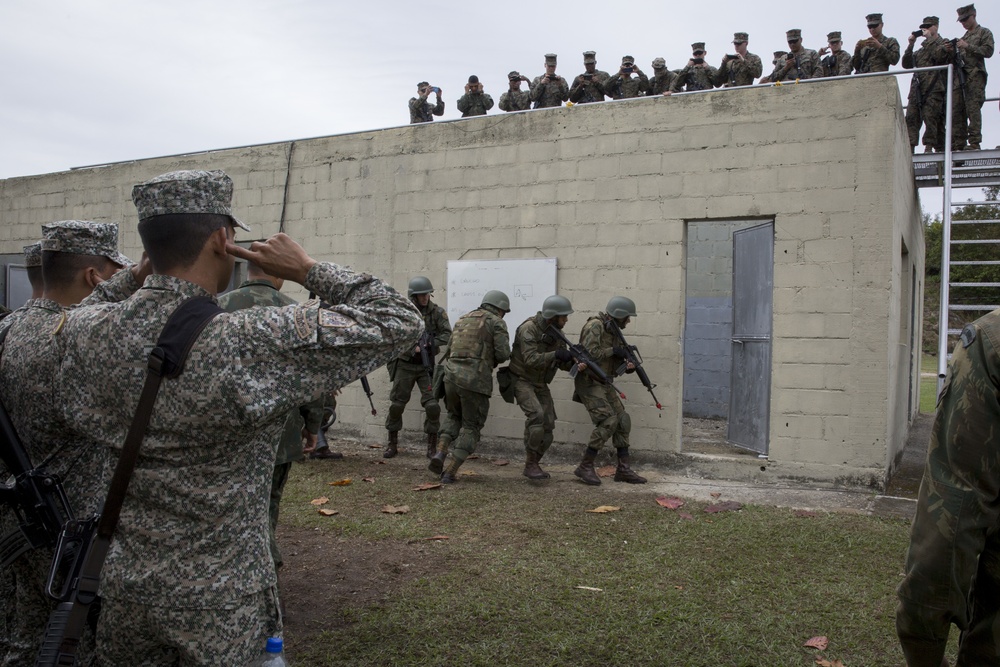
[450,309,490,361]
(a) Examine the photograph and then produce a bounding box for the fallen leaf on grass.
[413,482,443,491]
[381,505,410,514]
[328,478,352,487]
[372,460,387,465]
[795,510,818,518]
[317,508,339,516]
[362,477,376,484]
[586,506,621,513]
[367,444,382,449]
[656,496,685,510]
[574,586,603,592]
[596,465,616,477]
[310,497,329,506]
[460,470,479,477]
[467,454,480,460]
[705,501,744,513]
[674,585,684,590]
[492,459,509,466]
[804,636,829,650]
[710,492,722,499]
[406,535,449,543]
[677,512,695,521]
[815,659,844,667]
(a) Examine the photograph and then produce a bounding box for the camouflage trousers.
[96,587,281,666]
[1,564,13,660]
[513,378,556,456]
[269,461,292,570]
[906,90,946,151]
[952,72,988,148]
[575,380,631,451]
[439,379,491,463]
[385,360,440,434]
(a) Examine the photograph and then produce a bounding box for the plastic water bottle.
[256,636,289,666]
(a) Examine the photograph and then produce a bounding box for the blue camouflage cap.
[131,169,251,231]
[41,221,131,267]
[23,242,42,268]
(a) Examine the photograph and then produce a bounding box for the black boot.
[428,435,450,475]
[523,450,549,480]
[426,433,438,459]
[383,431,398,459]
[440,457,461,484]
[574,448,601,486]
[614,449,646,484]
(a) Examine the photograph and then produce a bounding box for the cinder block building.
[0,75,924,490]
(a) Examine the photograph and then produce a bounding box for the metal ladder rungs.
[950,282,1000,288]
[951,239,1000,244]
[948,304,1000,311]
[952,260,1000,266]
[951,219,1000,224]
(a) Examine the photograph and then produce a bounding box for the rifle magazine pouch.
[387,359,398,383]
[496,367,516,404]
[432,364,446,400]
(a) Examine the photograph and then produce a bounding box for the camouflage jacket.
[777,49,821,80]
[852,34,901,73]
[56,264,421,607]
[569,70,610,103]
[0,267,141,518]
[897,311,1000,666]
[576,313,621,383]
[717,53,763,86]
[604,70,650,99]
[957,25,995,76]
[442,304,510,395]
[529,74,570,108]
[499,89,531,112]
[457,91,495,117]
[670,65,720,92]
[395,300,451,366]
[815,50,853,78]
[217,279,325,465]
[761,56,787,83]
[903,35,952,95]
[647,70,678,95]
[508,313,572,386]
[409,95,445,123]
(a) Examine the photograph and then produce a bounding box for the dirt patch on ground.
[681,416,761,458]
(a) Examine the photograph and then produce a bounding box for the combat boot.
[383,431,398,459]
[426,433,438,459]
[523,450,549,480]
[440,458,462,484]
[428,435,450,474]
[574,448,601,486]
[614,451,647,484]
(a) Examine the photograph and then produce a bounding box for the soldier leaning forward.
[572,296,646,486]
[949,4,994,151]
[903,16,952,153]
[384,276,452,459]
[428,291,510,483]
[647,58,677,95]
[507,296,577,480]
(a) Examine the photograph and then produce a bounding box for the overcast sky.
[1,0,996,184]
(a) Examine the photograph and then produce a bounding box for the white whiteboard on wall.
[446,258,557,333]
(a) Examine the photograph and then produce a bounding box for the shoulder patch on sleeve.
[318,310,357,329]
[961,325,977,348]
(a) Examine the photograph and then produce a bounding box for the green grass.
[275,450,949,667]
[919,354,940,414]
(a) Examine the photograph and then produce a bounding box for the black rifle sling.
[50,296,222,665]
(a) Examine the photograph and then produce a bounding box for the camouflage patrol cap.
[508,70,521,80]
[583,51,597,63]
[921,17,939,27]
[733,32,749,43]
[774,50,788,57]
[786,29,802,41]
[828,31,843,42]
[544,53,557,65]
[652,57,666,69]
[41,221,131,267]
[23,242,42,268]
[865,13,883,26]
[621,55,635,64]
[132,170,251,231]
[957,5,976,21]
[417,81,429,88]
[691,42,706,53]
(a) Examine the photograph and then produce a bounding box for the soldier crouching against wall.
[508,295,580,480]
[573,296,647,486]
[429,291,510,483]
[385,276,452,458]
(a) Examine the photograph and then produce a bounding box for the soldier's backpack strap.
[38,295,223,667]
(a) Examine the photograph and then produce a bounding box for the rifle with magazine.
[604,318,663,410]
[417,330,436,390]
[545,325,626,399]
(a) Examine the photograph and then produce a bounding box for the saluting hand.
[227,233,317,285]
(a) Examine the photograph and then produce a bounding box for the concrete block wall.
[0,76,923,488]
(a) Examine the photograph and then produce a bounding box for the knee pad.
[618,412,631,435]
[424,402,441,420]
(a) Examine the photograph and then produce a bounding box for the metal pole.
[937,64,955,394]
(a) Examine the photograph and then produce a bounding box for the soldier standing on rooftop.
[945,4,994,151]
[499,71,532,112]
[717,32,763,87]
[853,13,901,73]
[817,32,854,77]
[530,54,569,108]
[409,81,445,124]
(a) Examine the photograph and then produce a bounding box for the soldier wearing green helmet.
[508,295,581,479]
[573,296,647,485]
[429,291,510,483]
[384,276,452,459]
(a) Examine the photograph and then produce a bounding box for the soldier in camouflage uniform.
[217,263,326,575]
[499,71,532,112]
[816,31,854,77]
[669,43,719,93]
[573,297,646,486]
[569,51,610,104]
[647,58,677,95]
[775,29,821,80]
[457,75,494,117]
[428,291,510,483]
[55,170,422,666]
[853,13,901,73]
[530,53,570,109]
[508,296,578,480]
[605,55,650,100]
[897,309,1000,666]
[409,81,445,124]
[0,221,138,666]
[947,4,994,151]
[384,276,452,459]
[716,32,763,87]
[760,51,789,83]
[903,17,952,153]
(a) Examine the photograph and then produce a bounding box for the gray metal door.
[728,222,773,454]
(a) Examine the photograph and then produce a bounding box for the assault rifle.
[604,318,663,410]
[417,330,436,391]
[360,377,377,416]
[951,39,968,106]
[545,326,626,399]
